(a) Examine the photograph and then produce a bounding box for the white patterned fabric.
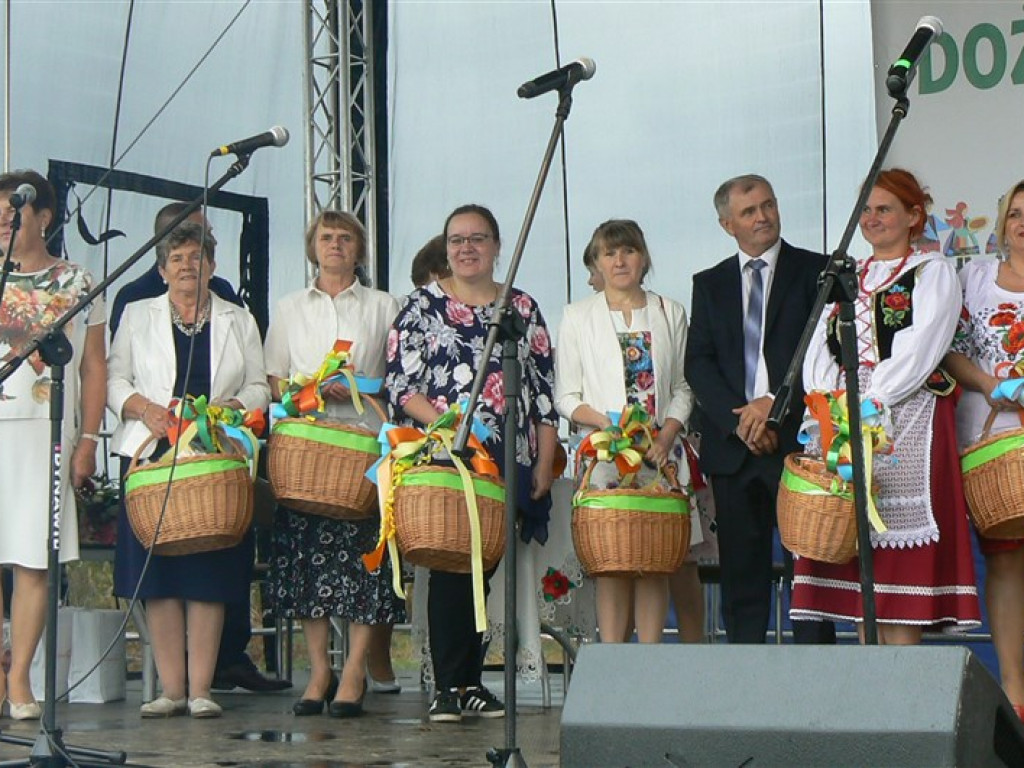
[951,258,1024,450]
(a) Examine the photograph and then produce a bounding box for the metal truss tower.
[303,0,379,284]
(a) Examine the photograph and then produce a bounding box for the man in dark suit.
[685,174,835,644]
[110,202,290,692]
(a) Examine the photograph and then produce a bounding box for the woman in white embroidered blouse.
[791,169,980,643]
[555,219,697,644]
[944,179,1024,719]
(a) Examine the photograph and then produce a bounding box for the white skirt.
[0,419,79,568]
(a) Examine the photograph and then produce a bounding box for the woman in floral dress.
[385,203,558,723]
[945,179,1024,718]
[554,219,696,644]
[791,168,980,642]
[0,170,106,720]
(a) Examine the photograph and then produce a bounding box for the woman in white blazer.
[108,221,270,719]
[555,219,695,644]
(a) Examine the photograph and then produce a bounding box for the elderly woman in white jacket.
[555,219,695,644]
[108,220,270,719]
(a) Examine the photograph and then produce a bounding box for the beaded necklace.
[857,248,913,295]
[169,297,211,336]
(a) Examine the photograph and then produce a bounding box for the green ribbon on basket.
[574,492,690,515]
[961,432,1024,474]
[399,469,504,503]
[271,419,380,454]
[124,457,249,493]
[780,464,854,501]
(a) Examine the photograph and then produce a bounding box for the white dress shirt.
[264,280,399,382]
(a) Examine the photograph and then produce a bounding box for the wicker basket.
[777,453,857,564]
[125,437,253,556]
[571,461,691,577]
[961,409,1024,539]
[392,465,505,573]
[268,397,386,519]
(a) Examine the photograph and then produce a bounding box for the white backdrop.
[3,1,882,332]
[2,2,307,304]
[388,0,878,335]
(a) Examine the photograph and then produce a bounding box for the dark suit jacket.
[685,240,827,477]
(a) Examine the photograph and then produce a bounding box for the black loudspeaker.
[561,645,1024,767]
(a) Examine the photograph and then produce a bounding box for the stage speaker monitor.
[561,644,1024,768]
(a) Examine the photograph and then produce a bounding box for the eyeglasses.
[447,233,491,248]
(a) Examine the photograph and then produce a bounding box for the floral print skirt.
[269,506,405,624]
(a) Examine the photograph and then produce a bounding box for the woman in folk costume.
[945,179,1024,718]
[790,168,980,642]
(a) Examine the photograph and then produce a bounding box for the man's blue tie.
[743,258,767,402]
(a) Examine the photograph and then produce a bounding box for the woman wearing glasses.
[385,203,559,723]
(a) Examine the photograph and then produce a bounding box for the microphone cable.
[51,4,254,719]
[549,0,574,306]
[817,0,828,256]
[45,0,252,254]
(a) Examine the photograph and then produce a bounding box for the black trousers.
[428,568,492,690]
[712,457,836,645]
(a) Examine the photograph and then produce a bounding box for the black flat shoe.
[292,672,338,716]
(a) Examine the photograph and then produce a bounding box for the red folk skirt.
[790,394,981,631]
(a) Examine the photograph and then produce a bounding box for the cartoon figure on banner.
[943,201,986,264]
[920,196,949,254]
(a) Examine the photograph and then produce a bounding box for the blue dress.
[113,324,252,602]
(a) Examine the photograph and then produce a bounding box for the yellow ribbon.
[364,405,499,632]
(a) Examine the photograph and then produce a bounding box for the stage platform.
[0,670,562,768]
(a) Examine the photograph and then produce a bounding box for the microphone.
[517,57,596,99]
[9,184,36,209]
[885,16,943,97]
[211,126,290,157]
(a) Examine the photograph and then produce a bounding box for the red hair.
[873,168,931,241]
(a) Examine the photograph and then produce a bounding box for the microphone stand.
[767,88,914,646]
[0,154,253,767]
[0,204,25,320]
[450,85,579,768]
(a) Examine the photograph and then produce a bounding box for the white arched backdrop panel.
[4,1,881,332]
[387,0,878,335]
[2,1,308,304]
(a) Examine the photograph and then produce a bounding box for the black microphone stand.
[0,203,26,315]
[0,154,252,767]
[768,84,915,646]
[449,85,579,768]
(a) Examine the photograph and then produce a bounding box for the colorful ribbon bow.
[273,339,383,420]
[801,390,889,534]
[363,402,497,632]
[164,394,263,473]
[576,403,656,487]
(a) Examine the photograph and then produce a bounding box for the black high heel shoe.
[328,678,367,718]
[292,671,339,716]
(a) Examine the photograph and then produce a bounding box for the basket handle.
[127,434,160,474]
[979,406,1024,442]
[127,430,251,474]
[363,394,389,425]
[576,454,684,496]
